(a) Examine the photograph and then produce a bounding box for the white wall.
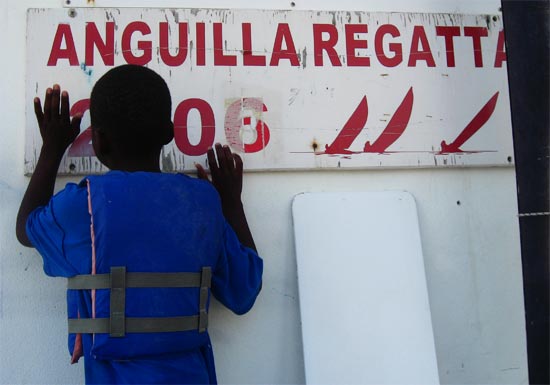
[0,0,528,384]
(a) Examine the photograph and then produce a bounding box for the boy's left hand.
[34,84,82,159]
[196,143,243,209]
[195,143,257,251]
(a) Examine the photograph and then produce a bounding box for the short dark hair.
[90,65,173,157]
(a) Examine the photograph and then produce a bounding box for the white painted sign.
[26,8,513,174]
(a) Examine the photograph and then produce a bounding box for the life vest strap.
[68,315,203,334]
[68,271,210,290]
[67,266,212,336]
[199,267,211,333]
[110,267,126,337]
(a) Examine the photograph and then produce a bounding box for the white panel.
[25,8,513,174]
[293,191,439,384]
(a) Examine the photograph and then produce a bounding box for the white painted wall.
[0,1,528,384]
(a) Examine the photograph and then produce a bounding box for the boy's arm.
[196,143,257,252]
[16,85,82,247]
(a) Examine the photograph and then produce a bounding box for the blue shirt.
[26,171,263,384]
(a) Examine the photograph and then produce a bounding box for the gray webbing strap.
[68,272,205,290]
[198,267,212,333]
[110,267,126,337]
[67,266,212,336]
[68,316,201,334]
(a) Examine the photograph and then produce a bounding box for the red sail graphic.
[440,92,499,153]
[363,87,414,153]
[324,96,368,154]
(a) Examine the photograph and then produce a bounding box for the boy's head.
[90,65,173,167]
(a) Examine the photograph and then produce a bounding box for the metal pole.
[501,1,549,383]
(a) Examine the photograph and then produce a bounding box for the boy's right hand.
[196,143,244,209]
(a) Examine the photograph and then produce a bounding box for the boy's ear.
[161,121,175,145]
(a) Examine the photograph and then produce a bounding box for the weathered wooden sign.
[26,8,513,174]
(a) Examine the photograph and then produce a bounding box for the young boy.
[16,65,263,384]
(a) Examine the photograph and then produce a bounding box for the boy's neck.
[106,155,162,173]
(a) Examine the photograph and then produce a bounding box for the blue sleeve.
[26,183,87,278]
[211,221,263,315]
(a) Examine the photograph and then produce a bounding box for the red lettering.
[345,24,370,66]
[196,23,206,66]
[242,23,266,66]
[435,26,460,67]
[313,24,342,66]
[375,24,403,67]
[159,22,188,66]
[85,22,115,66]
[121,22,152,65]
[494,30,506,68]
[213,23,237,66]
[224,98,270,153]
[47,24,79,66]
[464,26,488,67]
[408,26,435,67]
[173,99,215,156]
[270,23,300,66]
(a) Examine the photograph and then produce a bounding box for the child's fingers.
[33,97,44,124]
[214,143,226,169]
[71,113,82,133]
[68,114,82,143]
[222,145,235,172]
[214,143,228,172]
[43,88,52,122]
[215,143,234,173]
[60,90,70,121]
[234,153,243,175]
[207,147,220,178]
[50,85,61,119]
[195,164,209,181]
